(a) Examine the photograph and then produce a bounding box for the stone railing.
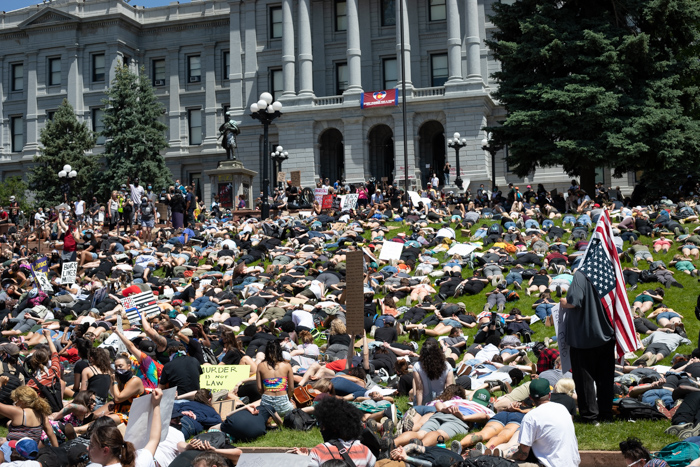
[313,96,344,106]
[411,86,445,98]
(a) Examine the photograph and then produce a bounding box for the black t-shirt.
[550,393,577,415]
[222,348,244,365]
[440,303,461,317]
[374,326,397,343]
[329,334,352,347]
[159,355,202,394]
[73,360,89,385]
[372,352,397,375]
[187,338,205,365]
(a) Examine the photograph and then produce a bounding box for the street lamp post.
[58,164,78,202]
[271,145,289,189]
[447,132,467,189]
[250,92,283,220]
[481,133,497,192]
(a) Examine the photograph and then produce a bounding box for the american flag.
[121,291,160,324]
[578,210,641,356]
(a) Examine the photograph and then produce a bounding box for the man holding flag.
[560,210,640,424]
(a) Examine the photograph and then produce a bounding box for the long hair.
[264,340,284,369]
[11,386,51,416]
[221,329,242,351]
[619,437,651,463]
[89,348,112,373]
[91,425,137,467]
[419,339,447,381]
[193,388,213,407]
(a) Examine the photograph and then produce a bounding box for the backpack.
[653,441,700,467]
[283,408,316,431]
[0,361,22,404]
[23,368,63,413]
[201,346,219,366]
[640,270,658,283]
[616,397,666,421]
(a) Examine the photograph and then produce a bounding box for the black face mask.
[115,368,133,384]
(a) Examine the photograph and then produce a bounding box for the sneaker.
[450,440,463,455]
[556,285,562,298]
[513,281,522,290]
[655,399,672,420]
[492,447,502,457]
[390,403,398,426]
[668,399,684,420]
[666,422,693,436]
[679,423,700,440]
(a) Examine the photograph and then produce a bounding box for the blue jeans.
[193,302,219,319]
[525,220,540,230]
[641,388,673,409]
[179,415,204,439]
[535,304,554,321]
[542,220,554,231]
[562,215,576,226]
[506,272,523,285]
[331,377,367,398]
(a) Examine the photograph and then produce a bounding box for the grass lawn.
[153,215,700,451]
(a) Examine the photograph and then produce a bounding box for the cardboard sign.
[381,177,388,182]
[378,241,404,261]
[342,193,359,211]
[212,399,236,418]
[199,365,250,390]
[277,171,286,183]
[314,187,328,205]
[291,171,301,188]
[34,272,53,293]
[61,262,78,286]
[345,250,365,337]
[322,194,333,209]
[124,387,176,450]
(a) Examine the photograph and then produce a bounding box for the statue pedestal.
[204,160,258,211]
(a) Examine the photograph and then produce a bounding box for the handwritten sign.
[314,187,328,205]
[34,272,53,294]
[378,241,404,261]
[32,256,48,274]
[342,193,359,211]
[291,171,301,188]
[322,194,333,209]
[345,250,365,337]
[61,262,78,286]
[199,365,250,390]
[277,171,286,183]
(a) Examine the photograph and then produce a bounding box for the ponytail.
[92,425,136,467]
[120,440,136,467]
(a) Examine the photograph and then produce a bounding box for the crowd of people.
[0,176,698,467]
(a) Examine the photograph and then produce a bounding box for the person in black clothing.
[374,317,398,344]
[158,342,203,395]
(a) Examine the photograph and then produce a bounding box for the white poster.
[34,272,53,293]
[342,193,359,211]
[60,262,78,286]
[378,241,404,261]
[314,187,328,205]
[124,388,176,450]
[552,303,572,373]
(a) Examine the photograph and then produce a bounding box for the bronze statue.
[219,113,240,161]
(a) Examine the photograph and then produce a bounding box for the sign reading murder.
[199,365,250,390]
[277,171,287,183]
[322,194,334,209]
[345,250,365,337]
[61,262,78,286]
[314,187,328,205]
[291,171,301,187]
[360,89,399,109]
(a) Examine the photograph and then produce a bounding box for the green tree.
[0,176,32,213]
[99,65,170,198]
[486,0,700,196]
[28,99,98,205]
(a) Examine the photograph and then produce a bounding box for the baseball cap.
[472,388,491,407]
[137,339,157,357]
[530,378,551,399]
[9,438,39,460]
[180,327,193,337]
[527,185,531,188]
[0,343,20,357]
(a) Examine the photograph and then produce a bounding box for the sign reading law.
[199,365,250,390]
[360,89,399,109]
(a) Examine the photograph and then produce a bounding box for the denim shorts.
[490,411,525,426]
[442,319,463,328]
[656,311,681,321]
[260,394,295,417]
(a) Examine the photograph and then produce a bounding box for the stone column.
[167,47,182,147]
[243,1,258,105]
[465,0,481,80]
[66,44,85,118]
[395,0,412,88]
[281,0,296,97]
[228,0,243,110]
[0,56,4,154]
[203,43,218,147]
[24,53,39,154]
[108,45,120,84]
[297,0,314,97]
[446,0,462,81]
[345,0,362,93]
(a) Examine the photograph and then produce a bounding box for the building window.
[270,68,283,101]
[47,111,56,121]
[381,0,395,26]
[223,51,230,81]
[153,59,166,86]
[92,54,105,82]
[335,62,348,95]
[92,108,105,145]
[189,109,202,145]
[11,64,23,92]
[270,6,283,38]
[188,56,201,83]
[48,58,61,86]
[383,58,397,89]
[429,0,446,21]
[431,53,448,87]
[335,0,347,31]
[11,117,23,153]
[222,105,230,124]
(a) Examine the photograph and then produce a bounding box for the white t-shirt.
[519,401,580,467]
[75,200,85,215]
[130,184,145,205]
[91,449,156,467]
[154,426,185,467]
[292,309,315,330]
[436,227,456,239]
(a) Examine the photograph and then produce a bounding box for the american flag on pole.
[577,210,641,356]
[121,291,160,324]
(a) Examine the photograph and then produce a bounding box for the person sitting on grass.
[619,437,669,467]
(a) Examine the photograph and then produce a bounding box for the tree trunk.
[579,165,597,198]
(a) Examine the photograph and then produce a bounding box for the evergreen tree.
[99,65,170,198]
[28,99,98,205]
[486,0,700,196]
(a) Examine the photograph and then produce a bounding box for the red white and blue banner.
[360,89,399,109]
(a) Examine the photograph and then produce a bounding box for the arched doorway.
[368,124,395,183]
[418,121,446,187]
[319,129,344,184]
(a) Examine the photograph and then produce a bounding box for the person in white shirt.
[74,196,86,224]
[510,378,580,467]
[431,173,440,188]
